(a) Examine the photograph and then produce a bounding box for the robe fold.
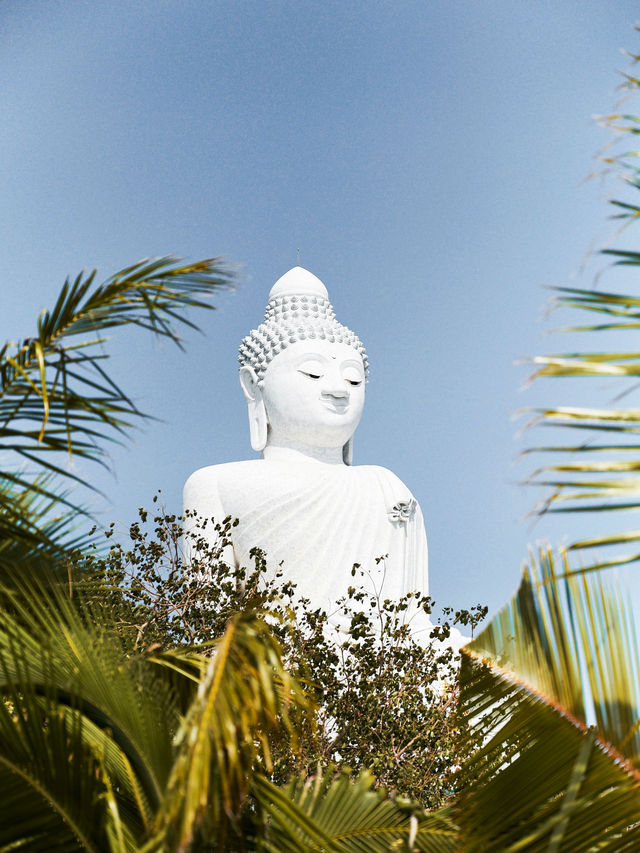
[183,460,428,612]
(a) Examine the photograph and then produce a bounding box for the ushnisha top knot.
[238,266,369,383]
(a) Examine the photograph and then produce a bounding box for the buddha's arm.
[181,466,237,570]
[412,500,429,593]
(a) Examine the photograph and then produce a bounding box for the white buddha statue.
[182,266,429,612]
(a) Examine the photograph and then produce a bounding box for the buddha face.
[259,339,366,450]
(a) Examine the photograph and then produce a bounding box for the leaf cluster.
[0,571,311,850]
[0,256,234,570]
[0,547,463,851]
[523,42,640,573]
[72,504,485,810]
[453,549,640,851]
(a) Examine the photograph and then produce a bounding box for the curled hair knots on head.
[238,270,369,383]
[239,319,369,383]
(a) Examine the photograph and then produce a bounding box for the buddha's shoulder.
[183,460,272,500]
[354,464,419,504]
[355,464,412,489]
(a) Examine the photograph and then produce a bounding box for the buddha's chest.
[215,463,421,605]
[218,462,407,529]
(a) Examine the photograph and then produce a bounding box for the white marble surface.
[183,453,428,612]
[183,266,433,622]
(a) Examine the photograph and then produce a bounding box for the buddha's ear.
[239,366,268,452]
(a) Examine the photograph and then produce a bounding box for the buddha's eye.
[299,370,322,380]
[343,367,364,386]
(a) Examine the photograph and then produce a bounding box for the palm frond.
[0,573,335,851]
[0,574,182,848]
[0,255,234,565]
[149,611,313,852]
[253,769,458,853]
[524,311,640,569]
[0,680,134,852]
[0,474,93,571]
[523,51,640,571]
[454,550,640,850]
[468,548,640,758]
[0,256,233,475]
[455,649,640,851]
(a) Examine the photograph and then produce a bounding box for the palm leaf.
[0,255,234,565]
[455,649,640,851]
[467,548,640,760]
[1,255,233,476]
[253,769,458,853]
[0,574,331,851]
[0,574,182,848]
[0,474,93,571]
[148,610,313,852]
[523,48,640,572]
[0,682,134,852]
[454,549,640,850]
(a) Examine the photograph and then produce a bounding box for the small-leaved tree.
[74,502,485,809]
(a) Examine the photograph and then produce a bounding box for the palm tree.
[0,571,458,850]
[0,256,234,570]
[0,570,302,850]
[448,33,640,851]
[522,40,640,574]
[455,553,640,850]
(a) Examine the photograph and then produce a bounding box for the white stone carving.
[183,266,435,630]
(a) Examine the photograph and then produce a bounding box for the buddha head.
[238,267,369,464]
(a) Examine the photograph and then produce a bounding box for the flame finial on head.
[238,266,369,383]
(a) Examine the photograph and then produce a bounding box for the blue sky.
[2,1,639,615]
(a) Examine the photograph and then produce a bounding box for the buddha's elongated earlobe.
[343,438,353,466]
[239,366,268,452]
[249,402,268,452]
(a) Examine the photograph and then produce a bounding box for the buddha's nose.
[322,376,349,398]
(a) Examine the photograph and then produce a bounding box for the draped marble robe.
[182,458,428,612]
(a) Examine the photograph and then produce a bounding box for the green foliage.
[470,547,640,755]
[0,559,464,852]
[253,769,458,852]
[447,34,640,850]
[523,42,640,572]
[453,551,640,851]
[75,505,485,812]
[0,571,317,851]
[0,256,234,570]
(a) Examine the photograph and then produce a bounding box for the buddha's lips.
[321,399,349,414]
